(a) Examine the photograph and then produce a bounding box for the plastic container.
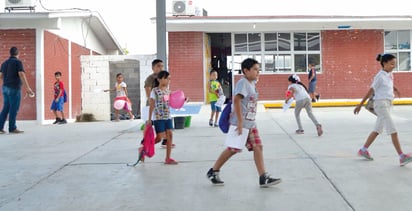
[174,117,186,129]
[184,116,192,128]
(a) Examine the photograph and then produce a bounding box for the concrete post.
[156,0,167,69]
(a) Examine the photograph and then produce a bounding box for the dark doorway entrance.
[209,33,232,98]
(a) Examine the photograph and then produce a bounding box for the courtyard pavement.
[1,104,412,211]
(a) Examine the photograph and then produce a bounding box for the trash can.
[184,116,192,128]
[174,117,185,129]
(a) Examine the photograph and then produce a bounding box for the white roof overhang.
[166,16,412,32]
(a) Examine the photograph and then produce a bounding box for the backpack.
[218,101,232,133]
[142,124,155,158]
[63,90,67,103]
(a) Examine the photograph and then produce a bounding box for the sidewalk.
[1,104,412,211]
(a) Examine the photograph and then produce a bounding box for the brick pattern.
[0,29,36,120]
[171,30,412,101]
[168,32,204,101]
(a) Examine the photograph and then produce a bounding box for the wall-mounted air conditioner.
[5,0,36,10]
[172,0,195,16]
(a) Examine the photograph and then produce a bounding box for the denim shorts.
[308,81,317,93]
[210,101,222,112]
[153,119,173,133]
[50,97,64,111]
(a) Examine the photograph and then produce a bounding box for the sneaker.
[316,124,323,136]
[58,119,67,124]
[312,98,316,103]
[400,153,412,166]
[0,130,5,134]
[259,173,281,188]
[296,129,304,134]
[53,118,61,124]
[213,123,218,127]
[316,94,320,101]
[164,158,178,165]
[209,119,213,126]
[358,149,373,160]
[10,129,24,134]
[206,168,224,185]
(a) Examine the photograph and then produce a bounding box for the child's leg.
[212,149,236,170]
[363,131,379,148]
[391,133,403,155]
[60,111,65,120]
[52,110,59,118]
[214,111,220,124]
[253,145,265,176]
[165,129,173,159]
[155,132,166,144]
[294,100,304,130]
[114,110,119,120]
[303,99,320,126]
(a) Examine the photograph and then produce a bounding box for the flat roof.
[166,15,412,32]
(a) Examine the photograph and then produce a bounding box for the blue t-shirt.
[0,57,24,89]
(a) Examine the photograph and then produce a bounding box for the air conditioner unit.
[172,0,195,16]
[5,0,36,9]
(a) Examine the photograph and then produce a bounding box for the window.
[384,30,412,71]
[232,32,321,73]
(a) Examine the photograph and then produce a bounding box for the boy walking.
[208,70,223,127]
[206,58,281,187]
[51,71,67,124]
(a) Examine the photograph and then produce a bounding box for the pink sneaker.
[164,158,178,165]
[358,149,373,160]
[295,129,304,134]
[400,153,412,166]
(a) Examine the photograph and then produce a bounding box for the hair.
[54,71,62,76]
[152,59,163,67]
[154,70,170,87]
[116,73,123,78]
[376,54,396,67]
[241,58,259,73]
[10,47,18,56]
[288,74,308,92]
[210,70,217,75]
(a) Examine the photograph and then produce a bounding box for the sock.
[360,146,368,152]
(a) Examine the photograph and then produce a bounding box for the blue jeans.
[0,86,21,132]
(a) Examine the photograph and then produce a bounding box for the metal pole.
[156,0,167,69]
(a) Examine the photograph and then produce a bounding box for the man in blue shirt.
[0,47,34,134]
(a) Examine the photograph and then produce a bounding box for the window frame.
[384,30,412,72]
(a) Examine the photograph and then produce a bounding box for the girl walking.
[105,73,134,121]
[285,74,323,136]
[354,54,412,166]
[147,70,178,165]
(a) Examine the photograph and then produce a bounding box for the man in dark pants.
[0,47,34,134]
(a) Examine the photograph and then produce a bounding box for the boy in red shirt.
[51,71,67,124]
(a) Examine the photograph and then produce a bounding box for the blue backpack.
[63,90,67,103]
[218,101,232,133]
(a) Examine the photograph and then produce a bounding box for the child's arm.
[104,87,115,92]
[147,98,155,124]
[234,94,243,135]
[354,88,374,114]
[123,87,129,97]
[394,86,401,97]
[285,88,295,103]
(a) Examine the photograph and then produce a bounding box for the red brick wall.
[178,29,412,101]
[168,32,204,101]
[44,31,69,120]
[71,44,91,118]
[0,29,36,120]
[320,30,385,99]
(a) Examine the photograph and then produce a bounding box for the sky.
[1,0,412,55]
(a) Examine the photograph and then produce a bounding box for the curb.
[263,99,412,109]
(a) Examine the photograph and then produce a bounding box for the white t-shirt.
[371,70,394,101]
[115,82,127,97]
[288,83,310,101]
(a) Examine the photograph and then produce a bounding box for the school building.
[0,11,124,123]
[166,15,412,102]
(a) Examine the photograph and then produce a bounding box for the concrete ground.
[1,104,412,211]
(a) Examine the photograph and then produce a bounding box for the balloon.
[113,99,126,110]
[169,90,185,109]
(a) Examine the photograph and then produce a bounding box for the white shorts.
[373,100,397,135]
